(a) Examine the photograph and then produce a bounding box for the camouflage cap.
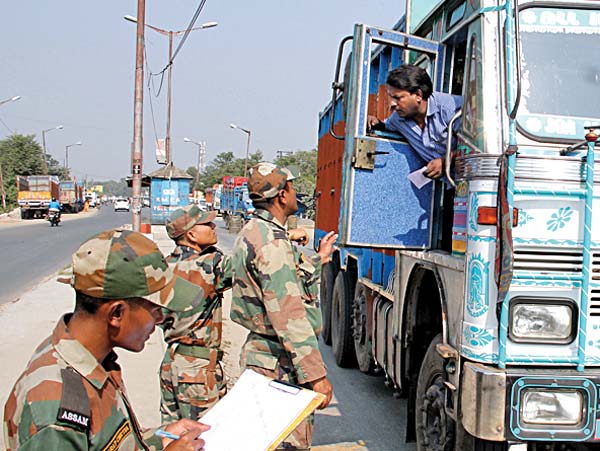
[248,162,296,201]
[166,205,217,240]
[63,228,201,312]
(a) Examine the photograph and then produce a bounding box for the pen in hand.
[155,429,180,440]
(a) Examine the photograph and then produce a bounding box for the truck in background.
[84,190,97,208]
[315,0,600,449]
[204,187,215,211]
[213,184,223,213]
[220,176,254,232]
[16,175,60,219]
[59,179,84,213]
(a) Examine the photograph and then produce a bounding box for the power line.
[0,117,13,134]
[157,0,208,74]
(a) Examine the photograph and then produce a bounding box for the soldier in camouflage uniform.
[230,162,338,451]
[160,205,232,422]
[4,228,209,451]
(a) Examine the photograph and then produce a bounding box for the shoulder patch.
[57,368,91,432]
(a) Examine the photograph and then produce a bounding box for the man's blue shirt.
[384,92,463,163]
[48,200,61,210]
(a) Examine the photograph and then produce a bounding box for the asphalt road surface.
[0,205,135,305]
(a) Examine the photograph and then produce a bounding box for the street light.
[230,123,252,178]
[41,125,64,174]
[65,141,82,172]
[124,15,218,165]
[183,137,206,187]
[0,95,20,107]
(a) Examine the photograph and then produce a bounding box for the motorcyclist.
[48,198,61,222]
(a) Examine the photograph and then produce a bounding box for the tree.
[195,150,263,190]
[274,149,317,195]
[0,134,46,210]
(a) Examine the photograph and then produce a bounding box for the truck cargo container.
[59,180,83,213]
[17,175,60,219]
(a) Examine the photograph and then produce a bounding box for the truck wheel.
[353,283,377,374]
[320,263,336,345]
[416,334,454,451]
[331,271,357,368]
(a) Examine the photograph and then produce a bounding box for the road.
[0,205,135,305]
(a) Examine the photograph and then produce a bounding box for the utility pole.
[166,31,173,164]
[130,0,145,231]
[124,16,217,167]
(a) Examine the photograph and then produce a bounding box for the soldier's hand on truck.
[288,228,309,246]
[317,231,339,265]
[424,157,444,179]
[311,376,333,409]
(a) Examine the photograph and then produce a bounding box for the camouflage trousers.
[244,354,313,451]
[160,346,226,423]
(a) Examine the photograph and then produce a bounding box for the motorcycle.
[47,209,61,227]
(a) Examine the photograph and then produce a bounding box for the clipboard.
[199,369,325,451]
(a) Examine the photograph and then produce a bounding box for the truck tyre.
[320,263,336,345]
[416,334,454,451]
[353,283,377,374]
[331,271,357,368]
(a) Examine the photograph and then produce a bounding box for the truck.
[59,180,84,213]
[213,184,223,212]
[204,187,215,210]
[220,176,254,232]
[16,175,60,219]
[84,190,97,208]
[315,0,600,449]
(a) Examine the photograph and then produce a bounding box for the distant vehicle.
[59,180,84,213]
[197,200,207,212]
[114,198,130,212]
[47,209,61,227]
[16,175,60,219]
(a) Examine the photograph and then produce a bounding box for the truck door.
[340,25,445,249]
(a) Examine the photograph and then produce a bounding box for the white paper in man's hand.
[407,166,433,189]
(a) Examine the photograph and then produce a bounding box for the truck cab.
[315,1,600,449]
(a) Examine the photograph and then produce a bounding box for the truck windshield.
[517,7,600,141]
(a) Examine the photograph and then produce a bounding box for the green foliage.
[195,150,263,190]
[88,179,132,197]
[274,149,317,195]
[0,134,46,210]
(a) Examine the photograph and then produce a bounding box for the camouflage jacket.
[4,314,163,451]
[230,209,325,384]
[162,245,232,348]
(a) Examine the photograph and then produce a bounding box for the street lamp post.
[0,95,20,209]
[230,123,252,178]
[41,125,64,174]
[124,15,217,165]
[183,137,205,188]
[0,96,20,107]
[65,141,82,173]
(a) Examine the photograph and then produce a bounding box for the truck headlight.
[522,390,584,425]
[509,299,575,343]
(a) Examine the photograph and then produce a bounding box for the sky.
[1,0,406,182]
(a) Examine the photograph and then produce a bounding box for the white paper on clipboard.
[199,369,325,451]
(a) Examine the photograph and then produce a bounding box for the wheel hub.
[420,379,452,451]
